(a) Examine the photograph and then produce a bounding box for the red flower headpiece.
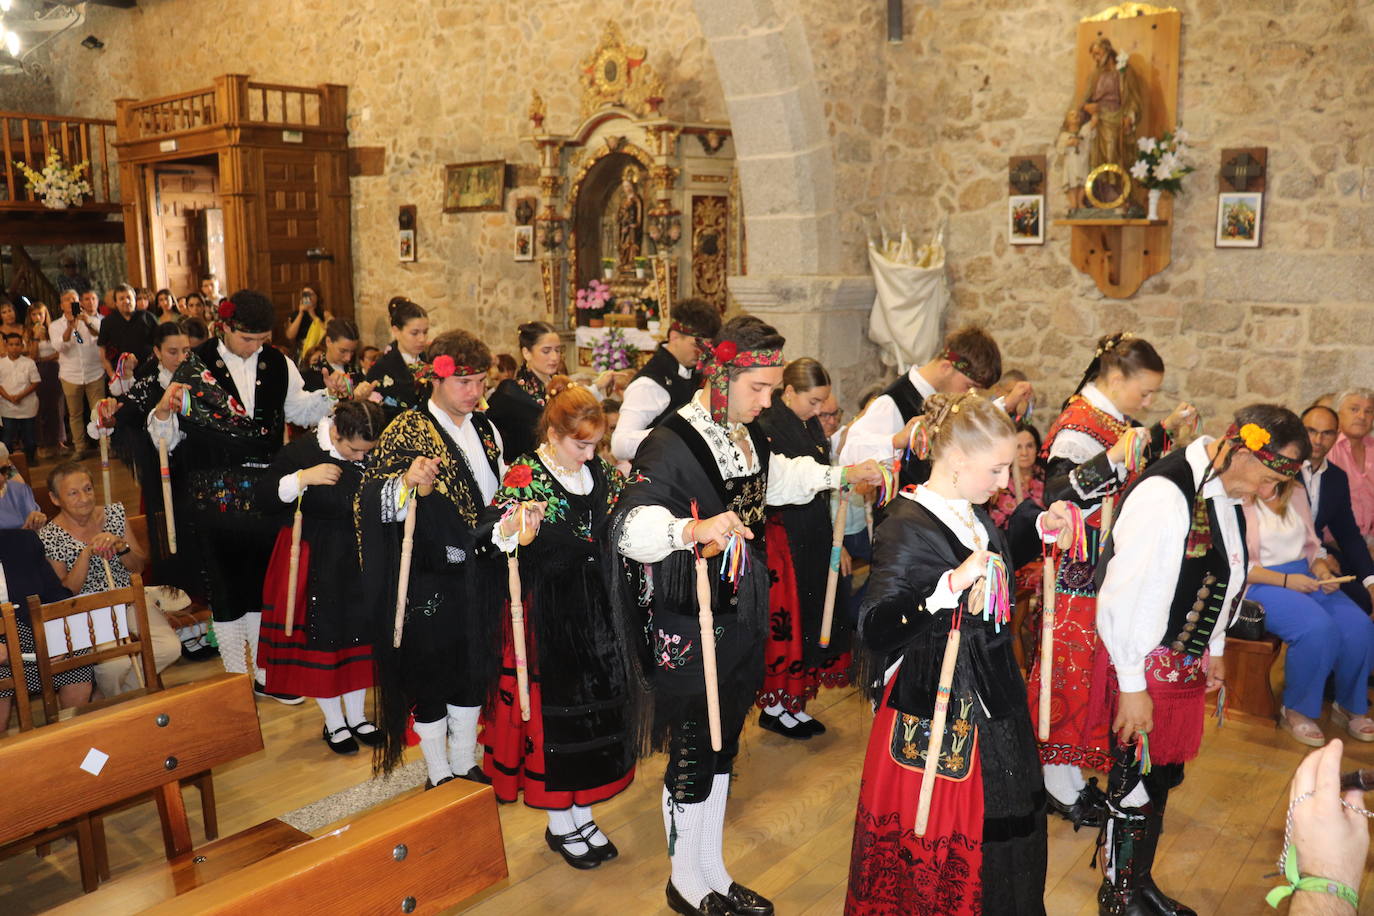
[217,299,236,321]
[432,355,456,379]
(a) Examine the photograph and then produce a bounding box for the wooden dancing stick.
[690,501,723,753]
[283,489,305,637]
[1100,495,1115,540]
[392,483,433,649]
[915,583,972,836]
[1037,547,1056,743]
[1013,466,1024,507]
[99,553,117,591]
[158,437,177,554]
[508,554,532,722]
[819,490,849,649]
[98,432,112,507]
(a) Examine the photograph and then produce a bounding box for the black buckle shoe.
[577,821,618,861]
[796,715,826,736]
[1048,778,1106,830]
[253,682,305,705]
[544,827,601,870]
[347,720,385,748]
[721,882,774,916]
[322,725,359,756]
[758,710,812,740]
[666,881,733,915]
[424,775,455,790]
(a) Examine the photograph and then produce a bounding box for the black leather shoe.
[666,881,734,915]
[721,882,774,915]
[457,766,491,784]
[796,715,826,736]
[1139,876,1197,915]
[577,822,618,861]
[424,775,455,790]
[1047,778,1106,830]
[322,725,359,755]
[347,720,385,748]
[758,710,811,740]
[544,827,601,870]
[180,639,219,662]
[253,682,305,705]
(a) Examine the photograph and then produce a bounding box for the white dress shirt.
[147,341,331,450]
[50,312,104,385]
[426,398,503,505]
[1253,498,1322,568]
[277,417,344,502]
[1096,437,1245,693]
[611,360,693,461]
[1301,459,1326,513]
[838,366,937,466]
[617,393,842,563]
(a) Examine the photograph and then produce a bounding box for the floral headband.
[669,319,709,340]
[1226,422,1302,477]
[697,340,785,425]
[943,348,996,390]
[423,354,485,380]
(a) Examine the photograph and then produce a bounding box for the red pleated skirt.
[260,527,376,698]
[845,676,986,916]
[756,517,851,713]
[1025,591,1112,772]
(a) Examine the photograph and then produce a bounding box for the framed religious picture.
[1008,194,1044,245]
[1215,192,1263,248]
[443,160,506,213]
[398,229,416,262]
[513,225,534,261]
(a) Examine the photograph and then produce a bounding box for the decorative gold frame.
[565,140,655,316]
[1084,163,1132,209]
[1082,3,1177,21]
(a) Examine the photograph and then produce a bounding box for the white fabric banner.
[866,239,949,373]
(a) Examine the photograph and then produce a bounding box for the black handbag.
[1228,598,1267,641]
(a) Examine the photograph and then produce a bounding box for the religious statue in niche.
[1076,37,1143,213]
[615,165,644,268]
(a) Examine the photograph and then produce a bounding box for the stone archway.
[692,0,881,394]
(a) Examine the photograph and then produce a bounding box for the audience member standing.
[26,302,65,457]
[50,289,104,459]
[1328,388,1374,552]
[97,283,156,375]
[0,332,40,464]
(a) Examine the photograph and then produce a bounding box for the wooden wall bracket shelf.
[1053,202,1171,299]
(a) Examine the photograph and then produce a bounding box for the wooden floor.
[5,456,1374,913]
[6,669,1374,915]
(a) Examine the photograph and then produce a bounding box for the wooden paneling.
[149,164,220,296]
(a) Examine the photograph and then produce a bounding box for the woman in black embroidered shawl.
[609,315,885,916]
[846,392,1070,916]
[356,329,512,788]
[257,400,386,755]
[480,376,634,870]
[486,320,625,463]
[754,357,851,738]
[365,298,431,424]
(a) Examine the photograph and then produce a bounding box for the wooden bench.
[1222,634,1282,725]
[50,779,508,915]
[0,673,262,888]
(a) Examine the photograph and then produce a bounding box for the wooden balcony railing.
[0,111,119,211]
[116,74,346,143]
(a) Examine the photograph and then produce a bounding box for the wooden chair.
[27,576,219,880]
[0,601,101,891]
[53,780,509,916]
[0,673,261,896]
[1010,586,1038,674]
[1223,633,1283,725]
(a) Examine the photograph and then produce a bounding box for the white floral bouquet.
[14,149,93,209]
[1130,128,1194,194]
[590,326,638,372]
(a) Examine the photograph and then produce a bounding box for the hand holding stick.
[819,489,849,649]
[915,585,971,836]
[508,554,531,721]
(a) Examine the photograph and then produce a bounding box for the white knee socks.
[316,696,347,735]
[548,807,590,856]
[699,772,734,895]
[1043,763,1087,807]
[664,787,711,907]
[413,717,452,785]
[342,689,374,736]
[213,618,248,675]
[445,704,481,774]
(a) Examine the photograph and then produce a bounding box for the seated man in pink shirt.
[1328,388,1374,552]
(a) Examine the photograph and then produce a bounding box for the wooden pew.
[0,673,262,867]
[50,780,508,915]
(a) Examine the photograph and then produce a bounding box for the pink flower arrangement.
[575,279,611,312]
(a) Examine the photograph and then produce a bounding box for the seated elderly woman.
[1244,474,1374,747]
[37,461,180,699]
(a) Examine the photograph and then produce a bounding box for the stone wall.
[798,0,1374,428]
[31,0,727,351]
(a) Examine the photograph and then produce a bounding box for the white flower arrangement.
[1129,127,1194,193]
[14,149,93,209]
[1115,52,1130,72]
